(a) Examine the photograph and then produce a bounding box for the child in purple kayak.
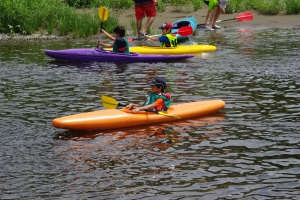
[97,26,130,54]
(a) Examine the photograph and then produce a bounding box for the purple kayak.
[45,48,193,63]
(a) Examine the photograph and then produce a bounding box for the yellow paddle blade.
[102,102,118,109]
[101,96,118,109]
[98,6,109,22]
[157,111,181,119]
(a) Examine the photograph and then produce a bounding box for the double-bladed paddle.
[197,12,254,27]
[97,6,109,48]
[128,26,193,43]
[101,96,181,118]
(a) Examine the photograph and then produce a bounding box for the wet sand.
[119,6,300,32]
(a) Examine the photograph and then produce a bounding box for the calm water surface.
[1,26,300,199]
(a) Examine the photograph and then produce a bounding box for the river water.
[1,26,300,199]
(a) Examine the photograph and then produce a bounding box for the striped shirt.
[134,0,152,6]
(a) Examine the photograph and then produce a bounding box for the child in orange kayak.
[97,26,130,54]
[126,77,171,113]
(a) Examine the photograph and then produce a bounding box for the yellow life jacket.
[160,33,177,48]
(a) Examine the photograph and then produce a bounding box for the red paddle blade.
[177,26,193,36]
[128,38,134,42]
[236,12,253,21]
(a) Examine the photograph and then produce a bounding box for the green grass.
[157,0,167,12]
[0,0,298,38]
[223,0,285,14]
[285,0,300,14]
[0,0,120,37]
[63,0,133,9]
[256,0,284,15]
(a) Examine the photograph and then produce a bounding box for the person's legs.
[203,0,210,25]
[141,4,156,35]
[136,19,143,38]
[212,8,221,28]
[207,5,218,28]
[143,16,155,33]
[204,10,211,26]
[135,5,145,38]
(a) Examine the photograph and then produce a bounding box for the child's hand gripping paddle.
[101,96,180,118]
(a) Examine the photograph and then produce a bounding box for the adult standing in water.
[134,0,158,38]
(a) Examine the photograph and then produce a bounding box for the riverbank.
[1,7,299,42]
[121,7,300,30]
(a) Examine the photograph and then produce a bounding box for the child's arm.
[218,0,226,14]
[97,42,114,48]
[126,103,142,109]
[145,35,159,42]
[101,29,116,41]
[131,103,156,113]
[220,8,226,14]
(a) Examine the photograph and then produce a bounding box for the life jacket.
[113,38,130,54]
[142,93,171,111]
[160,33,177,48]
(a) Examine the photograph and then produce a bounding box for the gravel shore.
[0,33,66,42]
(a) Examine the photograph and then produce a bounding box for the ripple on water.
[1,27,300,199]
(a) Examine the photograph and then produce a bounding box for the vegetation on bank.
[0,0,299,38]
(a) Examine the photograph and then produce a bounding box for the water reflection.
[237,27,255,55]
[1,27,300,199]
[51,114,226,183]
[47,60,129,73]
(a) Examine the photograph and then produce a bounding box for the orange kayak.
[52,100,225,131]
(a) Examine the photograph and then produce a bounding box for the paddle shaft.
[129,26,193,42]
[197,18,233,27]
[118,102,159,115]
[101,95,180,118]
[96,22,103,48]
[197,12,253,27]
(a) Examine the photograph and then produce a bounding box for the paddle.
[197,12,254,27]
[97,6,109,48]
[101,96,181,118]
[128,26,193,43]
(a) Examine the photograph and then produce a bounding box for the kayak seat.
[176,22,190,29]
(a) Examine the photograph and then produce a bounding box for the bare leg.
[208,6,218,27]
[212,8,221,26]
[136,18,143,38]
[143,16,155,33]
[204,10,211,26]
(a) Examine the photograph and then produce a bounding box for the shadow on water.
[47,60,129,73]
[51,113,226,162]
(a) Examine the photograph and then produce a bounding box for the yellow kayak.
[106,44,217,55]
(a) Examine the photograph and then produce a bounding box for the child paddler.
[144,22,178,48]
[126,77,171,113]
[97,26,130,54]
